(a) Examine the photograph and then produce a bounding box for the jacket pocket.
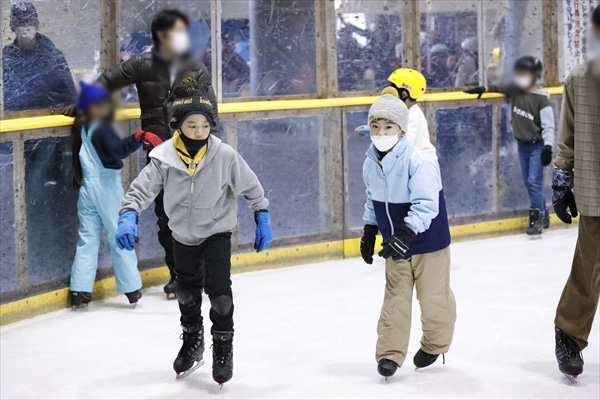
[189,207,217,238]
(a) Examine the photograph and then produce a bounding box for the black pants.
[154,191,176,278]
[173,233,234,333]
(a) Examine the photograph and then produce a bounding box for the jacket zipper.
[381,159,394,236]
[187,173,195,236]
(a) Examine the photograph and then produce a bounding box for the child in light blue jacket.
[359,94,456,380]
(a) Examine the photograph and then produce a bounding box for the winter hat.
[170,77,215,130]
[10,2,38,31]
[76,81,111,112]
[368,94,409,133]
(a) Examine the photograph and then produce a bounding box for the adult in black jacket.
[2,2,76,112]
[97,9,219,295]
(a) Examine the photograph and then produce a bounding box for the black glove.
[541,145,553,167]
[378,225,416,260]
[463,86,486,99]
[552,169,578,224]
[360,225,378,264]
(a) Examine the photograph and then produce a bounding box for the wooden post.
[211,0,223,103]
[542,0,559,85]
[100,0,120,72]
[401,0,421,70]
[12,139,28,288]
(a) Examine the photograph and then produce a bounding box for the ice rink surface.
[2,228,599,399]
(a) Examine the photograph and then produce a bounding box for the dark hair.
[593,6,600,28]
[151,9,189,49]
[71,116,84,189]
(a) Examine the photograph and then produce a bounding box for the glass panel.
[499,102,555,212]
[482,0,544,86]
[222,0,317,98]
[24,137,79,285]
[335,1,402,92]
[136,148,162,263]
[236,116,327,244]
[346,110,371,229]
[1,0,100,113]
[118,0,211,103]
[0,142,17,293]
[420,0,479,89]
[435,105,496,218]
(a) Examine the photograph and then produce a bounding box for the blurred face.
[514,70,536,89]
[87,99,113,121]
[15,21,37,48]
[180,114,211,140]
[587,24,600,60]
[158,19,190,56]
[446,55,457,71]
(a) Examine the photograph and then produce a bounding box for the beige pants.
[555,216,600,350]
[376,246,456,367]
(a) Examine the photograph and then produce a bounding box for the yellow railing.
[0,87,564,134]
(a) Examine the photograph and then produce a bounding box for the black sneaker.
[377,358,398,377]
[414,349,442,369]
[555,326,583,376]
[125,290,142,304]
[212,331,234,384]
[71,291,92,309]
[174,325,205,374]
[543,209,550,229]
[526,208,543,235]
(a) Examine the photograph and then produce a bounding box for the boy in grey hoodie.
[115,78,273,385]
[465,56,555,235]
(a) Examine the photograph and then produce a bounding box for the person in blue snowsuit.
[69,81,163,308]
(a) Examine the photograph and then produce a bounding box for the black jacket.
[2,33,76,112]
[97,49,220,140]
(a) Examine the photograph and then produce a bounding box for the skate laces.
[212,341,232,364]
[560,333,584,362]
[179,331,202,356]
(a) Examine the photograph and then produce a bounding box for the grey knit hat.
[368,94,409,132]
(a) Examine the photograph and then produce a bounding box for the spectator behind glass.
[2,2,76,112]
[455,37,479,87]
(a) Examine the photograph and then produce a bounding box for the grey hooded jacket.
[120,135,268,246]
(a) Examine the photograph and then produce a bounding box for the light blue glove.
[254,210,273,253]
[116,211,138,251]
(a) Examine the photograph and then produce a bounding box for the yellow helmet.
[387,68,427,101]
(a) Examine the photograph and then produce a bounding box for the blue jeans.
[517,141,546,211]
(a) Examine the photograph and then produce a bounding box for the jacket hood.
[530,85,550,98]
[150,134,222,173]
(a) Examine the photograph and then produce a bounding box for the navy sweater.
[88,122,141,169]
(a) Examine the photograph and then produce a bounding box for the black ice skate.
[71,291,92,309]
[377,358,398,382]
[212,331,233,387]
[414,349,444,369]
[555,326,583,383]
[543,209,550,229]
[526,208,543,237]
[174,325,205,380]
[125,290,142,305]
[164,277,177,300]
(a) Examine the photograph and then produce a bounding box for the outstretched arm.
[120,159,165,215]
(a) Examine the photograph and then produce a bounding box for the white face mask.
[170,31,190,55]
[514,75,532,89]
[371,134,400,152]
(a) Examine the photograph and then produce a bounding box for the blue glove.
[116,211,138,251]
[254,210,273,253]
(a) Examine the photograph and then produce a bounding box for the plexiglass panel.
[0,142,17,292]
[420,0,479,89]
[1,0,100,113]
[236,116,327,244]
[482,0,544,86]
[435,106,496,218]
[118,0,211,103]
[346,111,371,229]
[335,1,402,92]
[24,137,79,285]
[222,0,317,98]
[136,148,162,263]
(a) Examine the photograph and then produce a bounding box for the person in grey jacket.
[114,78,272,386]
[464,56,555,236]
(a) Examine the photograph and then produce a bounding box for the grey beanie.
[368,94,409,132]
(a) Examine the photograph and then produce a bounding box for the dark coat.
[2,33,77,112]
[98,49,220,140]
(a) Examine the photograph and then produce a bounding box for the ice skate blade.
[527,234,542,240]
[564,374,578,384]
[166,293,176,300]
[218,383,224,390]
[175,360,205,380]
[71,303,89,311]
[383,377,388,384]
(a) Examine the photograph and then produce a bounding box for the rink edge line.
[0,87,563,133]
[0,214,575,325]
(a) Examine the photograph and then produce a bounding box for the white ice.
[1,228,599,399]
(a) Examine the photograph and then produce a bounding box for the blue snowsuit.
[70,124,142,293]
